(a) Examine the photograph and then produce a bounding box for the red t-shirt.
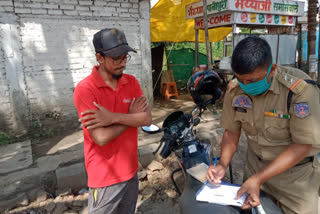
[73,65,143,188]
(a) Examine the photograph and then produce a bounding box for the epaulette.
[228,78,239,92]
[276,72,307,94]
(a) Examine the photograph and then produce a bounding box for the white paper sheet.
[196,181,247,207]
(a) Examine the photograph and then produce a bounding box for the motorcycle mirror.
[141,124,161,134]
[191,107,199,116]
[193,117,201,126]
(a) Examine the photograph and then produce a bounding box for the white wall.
[0,0,152,135]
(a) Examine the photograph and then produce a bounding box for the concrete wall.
[0,0,152,135]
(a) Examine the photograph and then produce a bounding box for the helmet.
[187,70,222,108]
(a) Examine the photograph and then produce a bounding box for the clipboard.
[196,181,247,207]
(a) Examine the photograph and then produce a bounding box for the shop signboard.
[233,12,296,26]
[195,11,233,28]
[195,11,296,29]
[186,0,304,19]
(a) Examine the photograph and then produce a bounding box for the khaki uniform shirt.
[220,65,320,214]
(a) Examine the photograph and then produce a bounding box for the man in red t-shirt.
[73,28,152,214]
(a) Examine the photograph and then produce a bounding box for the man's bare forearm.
[113,110,152,127]
[254,143,312,185]
[219,129,241,168]
[89,124,128,146]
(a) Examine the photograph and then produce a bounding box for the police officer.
[206,37,320,214]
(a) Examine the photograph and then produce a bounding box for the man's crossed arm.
[79,96,152,146]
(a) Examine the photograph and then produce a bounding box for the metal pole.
[202,0,212,69]
[195,28,199,67]
[276,34,280,64]
[210,41,213,65]
[232,24,237,52]
[298,23,302,69]
[223,37,227,57]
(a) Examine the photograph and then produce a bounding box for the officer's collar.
[267,69,280,95]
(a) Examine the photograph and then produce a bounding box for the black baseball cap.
[93,28,137,58]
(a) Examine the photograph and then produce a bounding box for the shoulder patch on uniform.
[294,102,309,118]
[228,79,239,92]
[232,95,252,108]
[277,72,307,94]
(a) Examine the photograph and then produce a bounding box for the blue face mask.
[238,63,273,96]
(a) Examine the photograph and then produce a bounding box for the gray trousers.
[88,174,138,214]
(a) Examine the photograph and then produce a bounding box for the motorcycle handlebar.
[152,101,212,158]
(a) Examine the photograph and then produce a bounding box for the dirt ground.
[136,154,184,214]
[7,94,248,214]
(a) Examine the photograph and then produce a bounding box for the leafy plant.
[45,111,61,120]
[0,132,13,145]
[31,119,43,129]
[31,119,55,141]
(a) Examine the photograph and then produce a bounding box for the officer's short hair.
[231,37,272,75]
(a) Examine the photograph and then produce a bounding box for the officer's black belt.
[295,156,314,166]
[257,156,314,166]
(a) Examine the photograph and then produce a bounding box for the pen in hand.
[213,156,218,168]
[209,157,219,183]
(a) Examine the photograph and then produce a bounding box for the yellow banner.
[150,0,232,42]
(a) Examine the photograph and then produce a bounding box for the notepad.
[196,181,247,207]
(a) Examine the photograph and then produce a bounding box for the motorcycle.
[142,100,283,214]
[142,70,283,214]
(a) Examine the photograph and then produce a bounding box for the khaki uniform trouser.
[244,148,320,214]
